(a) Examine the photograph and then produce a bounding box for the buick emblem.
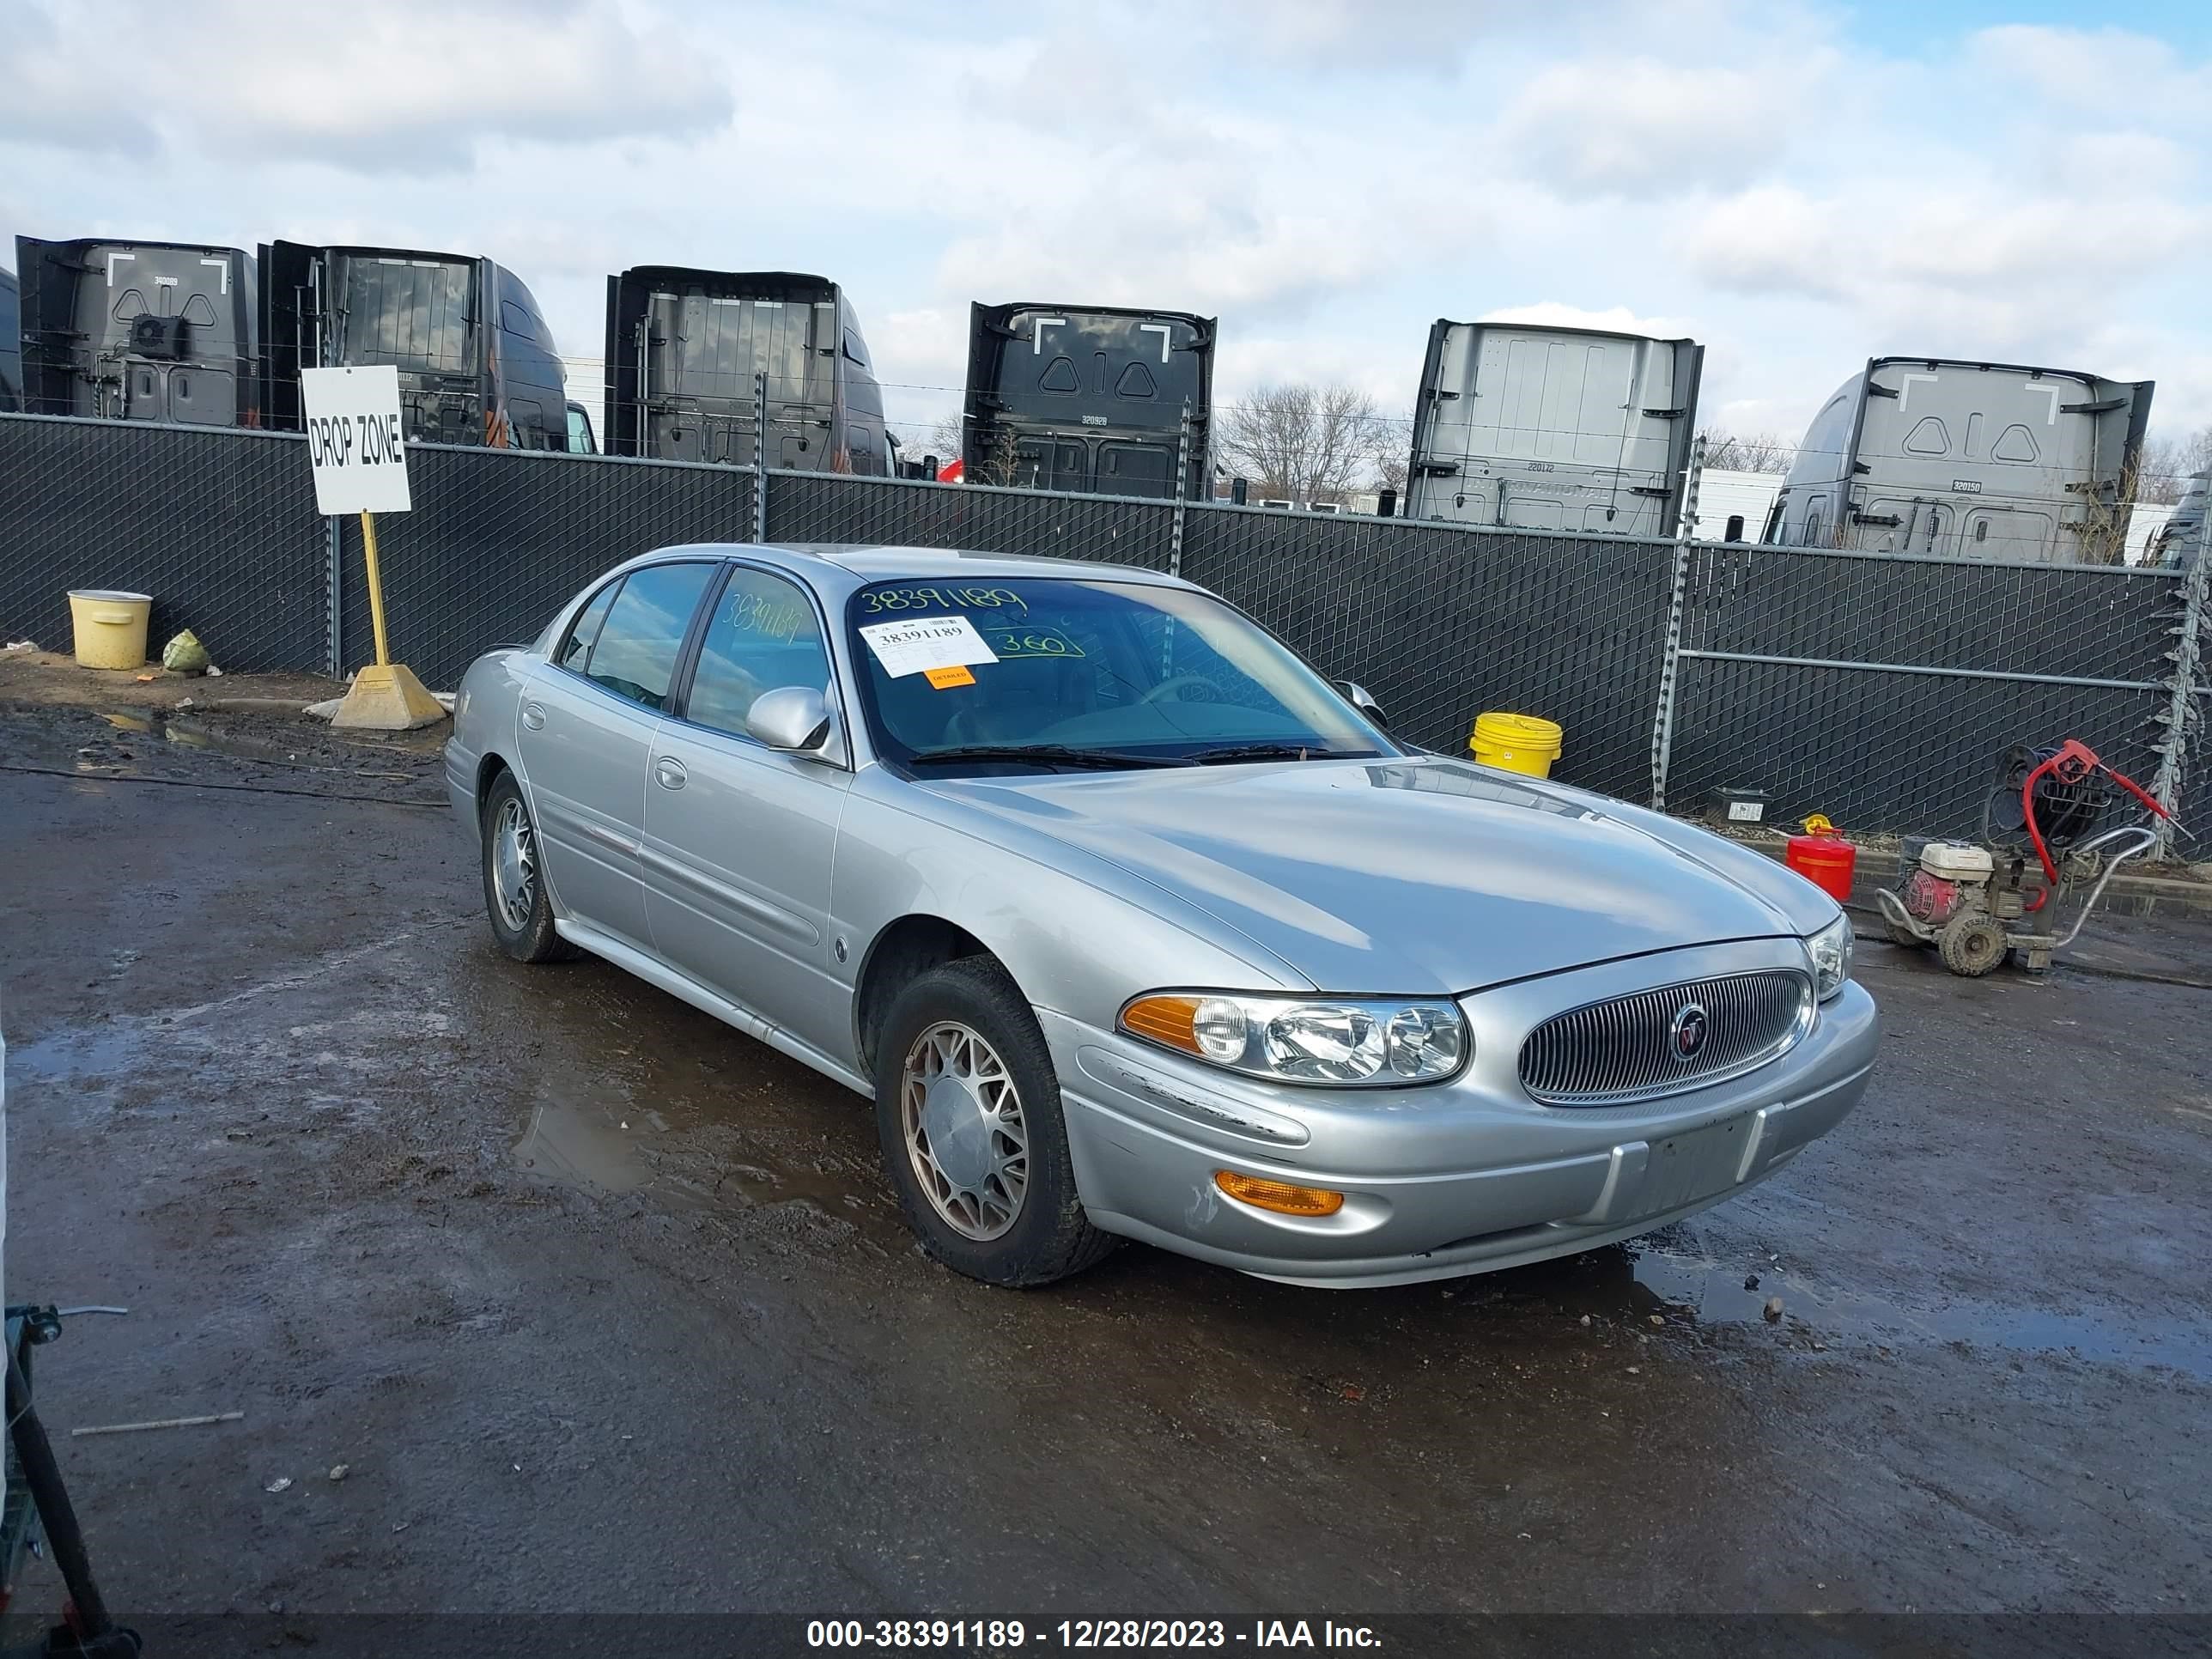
[1669,1003,1710,1062]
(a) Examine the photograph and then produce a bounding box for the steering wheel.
[1139,673,1224,707]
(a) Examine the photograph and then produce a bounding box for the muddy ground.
[0,690,2207,1650]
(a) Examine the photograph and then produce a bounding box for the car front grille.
[1517,969,1813,1107]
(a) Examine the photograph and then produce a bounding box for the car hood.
[922,756,1832,994]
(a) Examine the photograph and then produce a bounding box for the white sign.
[300,365,413,514]
[859,614,1000,678]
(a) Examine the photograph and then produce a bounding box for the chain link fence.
[338,446,754,689]
[1180,502,1674,795]
[3,409,2209,848]
[1658,544,2195,838]
[0,413,326,672]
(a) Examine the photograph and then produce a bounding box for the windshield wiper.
[1185,743,1367,765]
[908,744,1194,771]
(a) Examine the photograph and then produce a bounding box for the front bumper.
[1044,939,1879,1288]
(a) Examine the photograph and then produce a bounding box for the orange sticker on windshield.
[924,665,976,690]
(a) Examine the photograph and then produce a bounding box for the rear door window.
[558,580,621,672]
[582,562,718,711]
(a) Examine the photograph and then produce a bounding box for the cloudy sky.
[4,0,2208,450]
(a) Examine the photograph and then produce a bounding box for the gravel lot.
[0,694,2206,1652]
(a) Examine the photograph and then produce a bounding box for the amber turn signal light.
[1121,994,1201,1053]
[1213,1170,1345,1217]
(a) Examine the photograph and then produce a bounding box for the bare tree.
[890,415,965,472]
[2134,426,2212,505]
[1697,428,1794,474]
[1215,383,1388,505]
[1370,407,1412,495]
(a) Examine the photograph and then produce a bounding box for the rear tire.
[872,957,1116,1287]
[1937,911,2008,978]
[480,771,576,964]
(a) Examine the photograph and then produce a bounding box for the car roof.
[639,543,1192,588]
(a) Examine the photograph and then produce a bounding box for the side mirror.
[746,686,834,751]
[1336,680,1389,730]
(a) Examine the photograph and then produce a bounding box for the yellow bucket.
[67,590,154,671]
[1469,711,1563,778]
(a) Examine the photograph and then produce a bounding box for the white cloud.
[1686,182,2210,346]
[1213,334,1414,410]
[1966,24,2210,114]
[1494,55,1815,198]
[2041,131,2195,198]
[0,0,732,171]
[2,0,2209,451]
[1211,0,1523,68]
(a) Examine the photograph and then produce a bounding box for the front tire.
[872,957,1115,1286]
[480,771,576,964]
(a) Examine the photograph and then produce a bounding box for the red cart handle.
[2019,740,2171,912]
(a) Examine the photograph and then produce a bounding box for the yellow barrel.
[1469,711,1563,778]
[67,590,154,670]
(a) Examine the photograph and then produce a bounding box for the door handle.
[655,758,688,790]
[521,702,547,731]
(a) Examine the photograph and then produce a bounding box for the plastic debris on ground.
[161,630,211,675]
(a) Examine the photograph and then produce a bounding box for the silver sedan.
[447,544,1877,1288]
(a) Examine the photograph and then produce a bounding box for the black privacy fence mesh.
[766,471,1177,569]
[1181,504,1674,798]
[3,410,2206,844]
[336,447,753,689]
[1665,545,2191,838]
[0,414,326,672]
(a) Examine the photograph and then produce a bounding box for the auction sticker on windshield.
[860,615,1000,679]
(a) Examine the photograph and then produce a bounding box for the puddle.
[1532,1240,2212,1379]
[712,1160,902,1237]
[513,1077,901,1239]
[94,709,305,766]
[6,1022,147,1087]
[513,1089,655,1194]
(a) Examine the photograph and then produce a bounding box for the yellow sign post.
[300,364,446,732]
[331,509,446,730]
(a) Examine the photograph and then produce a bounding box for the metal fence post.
[325,515,343,678]
[751,370,769,544]
[2149,509,2210,854]
[1170,401,1193,577]
[1648,434,1705,811]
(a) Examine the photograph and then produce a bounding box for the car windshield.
[847,576,1394,771]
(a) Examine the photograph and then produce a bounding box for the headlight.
[1120,991,1468,1086]
[1807,914,1854,1001]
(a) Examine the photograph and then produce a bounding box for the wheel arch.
[475,750,517,823]
[853,914,997,1079]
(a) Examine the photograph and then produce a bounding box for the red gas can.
[1785,818,1857,903]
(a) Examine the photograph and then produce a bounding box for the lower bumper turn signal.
[1214,1170,1345,1217]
